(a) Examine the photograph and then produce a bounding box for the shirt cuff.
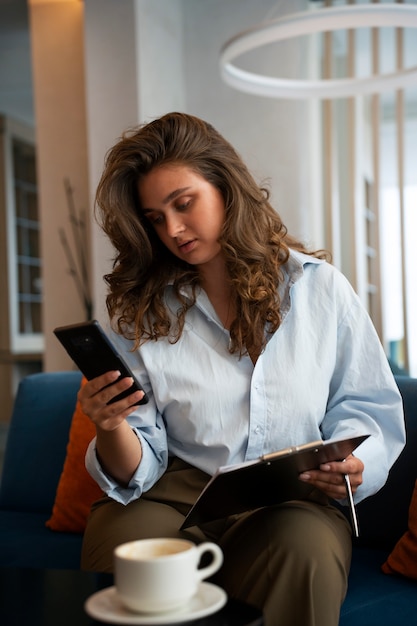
[85,430,165,506]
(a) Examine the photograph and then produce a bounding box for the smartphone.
[53,320,149,405]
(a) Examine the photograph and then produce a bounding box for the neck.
[198,260,236,330]
[197,255,229,298]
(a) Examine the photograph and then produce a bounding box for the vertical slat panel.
[370,5,383,340]
[395,6,410,371]
[322,0,335,257]
[346,0,357,289]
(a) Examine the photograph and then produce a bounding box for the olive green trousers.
[81,458,352,626]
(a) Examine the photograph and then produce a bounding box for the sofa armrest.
[0,371,82,514]
[354,375,417,549]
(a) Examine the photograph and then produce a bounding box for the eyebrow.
[142,186,191,213]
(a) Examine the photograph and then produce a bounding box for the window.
[13,138,42,336]
[0,114,43,355]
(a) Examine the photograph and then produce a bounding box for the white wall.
[83,0,140,326]
[181,0,313,244]
[83,0,186,324]
[136,0,186,123]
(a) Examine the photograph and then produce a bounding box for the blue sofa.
[0,371,84,569]
[0,371,416,624]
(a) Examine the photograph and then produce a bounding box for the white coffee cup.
[113,538,224,614]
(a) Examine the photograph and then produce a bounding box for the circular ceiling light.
[219,4,417,99]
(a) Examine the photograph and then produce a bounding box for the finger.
[319,455,364,475]
[96,386,144,417]
[100,377,140,405]
[91,371,123,396]
[299,473,354,500]
[78,371,121,401]
[300,468,345,485]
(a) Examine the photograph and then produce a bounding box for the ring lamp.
[219,4,417,99]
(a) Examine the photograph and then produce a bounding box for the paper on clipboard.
[181,434,369,534]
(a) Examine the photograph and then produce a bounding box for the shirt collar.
[278,249,323,318]
[169,249,324,320]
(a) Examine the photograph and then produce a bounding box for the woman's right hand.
[78,370,145,432]
[78,370,145,485]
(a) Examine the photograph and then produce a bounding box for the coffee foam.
[121,541,190,560]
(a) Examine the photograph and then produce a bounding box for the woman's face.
[138,164,225,272]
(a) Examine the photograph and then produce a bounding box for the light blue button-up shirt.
[86,251,405,506]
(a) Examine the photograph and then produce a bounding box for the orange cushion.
[382,479,417,580]
[46,378,103,533]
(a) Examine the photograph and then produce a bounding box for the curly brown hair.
[95,112,328,357]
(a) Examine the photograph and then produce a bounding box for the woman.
[80,112,405,626]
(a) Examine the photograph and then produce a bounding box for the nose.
[165,213,185,238]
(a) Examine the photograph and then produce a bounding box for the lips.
[178,239,197,254]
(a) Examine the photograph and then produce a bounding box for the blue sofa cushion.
[340,547,417,626]
[0,510,83,569]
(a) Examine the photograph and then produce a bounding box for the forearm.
[95,419,142,487]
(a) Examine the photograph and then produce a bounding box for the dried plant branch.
[59,178,93,320]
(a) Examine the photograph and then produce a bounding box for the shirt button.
[254,426,261,435]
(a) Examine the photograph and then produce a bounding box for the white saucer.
[84,582,227,625]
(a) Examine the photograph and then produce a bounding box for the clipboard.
[181,434,369,534]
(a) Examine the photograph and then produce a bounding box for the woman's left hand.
[299,454,364,500]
